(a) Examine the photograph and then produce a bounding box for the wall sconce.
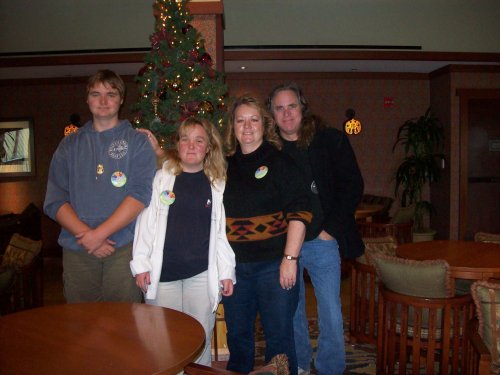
[344,108,362,135]
[64,113,80,137]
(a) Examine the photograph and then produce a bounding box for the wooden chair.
[463,280,500,375]
[212,303,227,361]
[349,236,397,345]
[377,286,474,374]
[0,253,43,314]
[464,318,493,375]
[357,221,413,245]
[0,233,43,315]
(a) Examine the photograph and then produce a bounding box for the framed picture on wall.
[0,118,36,178]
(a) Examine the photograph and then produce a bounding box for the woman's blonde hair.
[224,94,282,156]
[164,117,226,183]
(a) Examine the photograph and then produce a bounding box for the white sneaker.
[297,368,310,375]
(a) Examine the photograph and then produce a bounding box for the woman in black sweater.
[222,95,312,374]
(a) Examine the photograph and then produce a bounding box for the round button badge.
[255,166,268,179]
[160,190,176,205]
[111,171,127,187]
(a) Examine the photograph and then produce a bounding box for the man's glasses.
[273,103,299,113]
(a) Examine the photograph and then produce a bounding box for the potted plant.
[393,108,445,242]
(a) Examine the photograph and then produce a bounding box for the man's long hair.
[266,82,326,148]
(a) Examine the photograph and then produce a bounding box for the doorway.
[458,90,500,239]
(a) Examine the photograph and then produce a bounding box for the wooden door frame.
[456,89,500,239]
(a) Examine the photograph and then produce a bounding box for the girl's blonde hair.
[224,94,282,156]
[164,117,226,183]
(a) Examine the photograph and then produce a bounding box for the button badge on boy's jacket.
[255,166,268,179]
[111,171,127,187]
[160,190,176,205]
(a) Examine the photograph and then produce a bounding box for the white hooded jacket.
[130,160,236,312]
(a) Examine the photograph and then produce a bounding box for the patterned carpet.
[255,318,376,375]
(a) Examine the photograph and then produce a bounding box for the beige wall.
[226,72,431,212]
[1,1,499,55]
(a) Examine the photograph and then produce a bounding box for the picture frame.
[0,118,36,178]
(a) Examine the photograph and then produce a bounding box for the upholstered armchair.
[372,253,475,374]
[0,233,43,314]
[464,280,500,375]
[357,205,414,245]
[349,236,397,344]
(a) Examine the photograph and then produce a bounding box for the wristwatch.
[283,255,298,261]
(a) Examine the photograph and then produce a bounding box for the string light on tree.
[132,0,228,147]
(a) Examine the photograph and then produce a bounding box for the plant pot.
[412,229,437,243]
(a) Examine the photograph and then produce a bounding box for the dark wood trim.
[224,50,500,62]
[187,1,223,15]
[431,65,500,78]
[216,14,224,71]
[2,49,498,70]
[455,88,500,239]
[226,71,428,81]
[0,53,146,68]
[0,75,137,87]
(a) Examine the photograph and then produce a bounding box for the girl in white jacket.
[131,117,236,366]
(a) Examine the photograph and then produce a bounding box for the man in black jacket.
[267,82,364,375]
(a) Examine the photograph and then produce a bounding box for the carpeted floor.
[254,318,376,375]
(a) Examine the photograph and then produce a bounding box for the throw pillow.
[471,280,500,374]
[362,236,397,265]
[1,233,42,268]
[371,253,451,298]
[249,354,289,375]
[475,231,500,244]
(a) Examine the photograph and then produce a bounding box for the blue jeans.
[294,237,345,375]
[223,258,298,375]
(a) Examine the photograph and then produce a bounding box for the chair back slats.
[377,286,474,374]
[350,260,379,344]
[350,236,398,345]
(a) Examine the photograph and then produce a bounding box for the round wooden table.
[0,302,205,375]
[396,240,500,288]
[355,203,384,221]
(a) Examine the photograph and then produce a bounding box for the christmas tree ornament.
[189,74,203,87]
[199,53,212,66]
[198,100,214,115]
[169,77,182,91]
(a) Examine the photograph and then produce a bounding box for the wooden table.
[0,302,205,375]
[396,240,500,290]
[355,203,384,221]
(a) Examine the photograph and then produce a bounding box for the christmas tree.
[133,0,228,148]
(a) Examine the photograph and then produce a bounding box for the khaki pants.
[63,244,141,303]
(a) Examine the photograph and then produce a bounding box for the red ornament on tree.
[182,24,193,34]
[199,53,212,66]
